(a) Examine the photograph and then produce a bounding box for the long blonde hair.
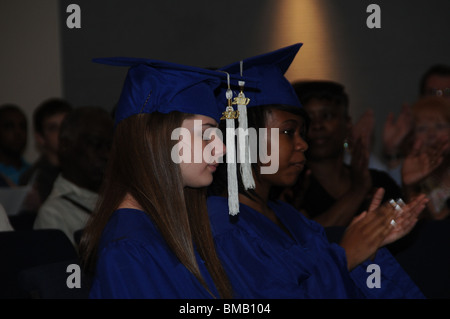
[79,112,233,298]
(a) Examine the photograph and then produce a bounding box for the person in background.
[19,98,73,210]
[284,80,402,228]
[0,104,29,186]
[388,94,450,299]
[33,106,114,247]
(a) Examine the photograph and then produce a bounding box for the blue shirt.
[89,208,219,299]
[207,196,425,299]
[0,158,30,185]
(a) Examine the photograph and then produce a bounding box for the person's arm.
[313,186,368,227]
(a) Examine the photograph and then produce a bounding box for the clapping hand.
[402,138,449,186]
[380,194,428,246]
[383,103,413,158]
[340,188,428,270]
[351,109,375,153]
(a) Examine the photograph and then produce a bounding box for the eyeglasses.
[425,88,450,97]
[415,123,450,134]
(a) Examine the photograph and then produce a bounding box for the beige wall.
[0,0,62,163]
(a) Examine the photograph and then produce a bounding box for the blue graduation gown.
[89,208,218,299]
[207,196,424,299]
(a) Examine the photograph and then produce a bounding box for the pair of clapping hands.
[340,187,428,271]
[354,105,449,186]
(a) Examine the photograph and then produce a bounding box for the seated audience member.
[401,96,450,220]
[208,43,427,299]
[378,72,450,297]
[0,104,30,185]
[33,106,114,246]
[283,80,402,227]
[19,98,73,211]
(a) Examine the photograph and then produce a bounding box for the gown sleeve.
[283,201,425,299]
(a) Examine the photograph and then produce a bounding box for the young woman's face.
[303,98,351,160]
[259,109,308,187]
[179,115,225,188]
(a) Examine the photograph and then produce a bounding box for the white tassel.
[223,87,240,216]
[226,115,239,215]
[236,80,255,190]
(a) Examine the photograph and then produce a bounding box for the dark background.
[1,0,450,161]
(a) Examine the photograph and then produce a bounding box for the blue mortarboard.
[93,57,258,125]
[218,43,303,108]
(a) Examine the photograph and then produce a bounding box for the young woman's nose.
[212,139,226,159]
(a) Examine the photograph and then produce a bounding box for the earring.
[343,138,349,150]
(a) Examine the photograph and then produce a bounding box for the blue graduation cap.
[218,43,303,108]
[93,57,258,125]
